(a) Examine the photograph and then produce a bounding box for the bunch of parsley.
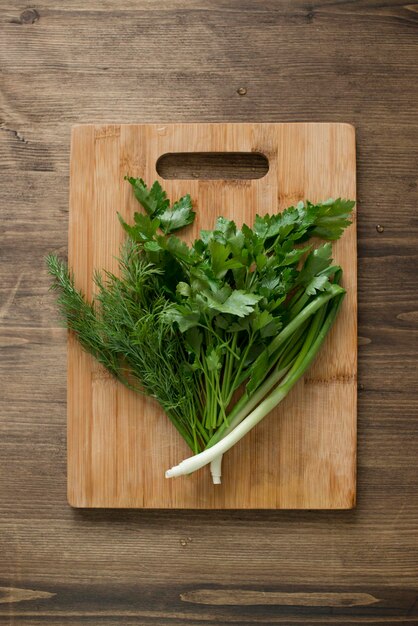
[47,177,354,483]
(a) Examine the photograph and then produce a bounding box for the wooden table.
[1,1,417,624]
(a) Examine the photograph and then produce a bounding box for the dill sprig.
[47,243,202,453]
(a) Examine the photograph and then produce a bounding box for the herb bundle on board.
[47,177,354,483]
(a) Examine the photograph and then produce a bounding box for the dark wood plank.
[0,583,417,624]
[1,0,418,623]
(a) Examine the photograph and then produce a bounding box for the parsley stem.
[225,331,255,406]
[206,320,310,451]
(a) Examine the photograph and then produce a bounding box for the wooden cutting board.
[67,122,356,509]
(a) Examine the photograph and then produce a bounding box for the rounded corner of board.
[340,122,356,139]
[341,491,357,510]
[67,490,83,509]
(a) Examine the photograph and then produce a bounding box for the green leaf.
[267,294,287,313]
[260,318,282,338]
[118,212,161,244]
[125,178,196,235]
[228,229,245,256]
[248,198,354,248]
[265,207,301,239]
[213,216,237,241]
[308,198,355,240]
[251,309,273,332]
[318,264,341,278]
[305,274,330,296]
[298,243,333,285]
[250,309,282,337]
[162,235,196,265]
[253,214,270,238]
[192,239,205,256]
[185,327,203,355]
[200,230,213,246]
[279,245,311,267]
[176,282,191,297]
[205,290,262,318]
[256,253,267,271]
[214,315,229,330]
[208,240,230,276]
[133,213,160,236]
[117,213,138,240]
[190,264,219,293]
[144,240,162,252]
[159,194,196,234]
[241,223,254,241]
[229,318,251,333]
[206,347,222,372]
[259,271,283,295]
[208,240,243,278]
[164,306,200,332]
[125,177,169,218]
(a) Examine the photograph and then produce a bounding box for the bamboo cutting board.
[68,123,356,509]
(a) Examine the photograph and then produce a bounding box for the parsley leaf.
[159,194,196,234]
[125,177,196,235]
[125,177,169,218]
[204,290,263,318]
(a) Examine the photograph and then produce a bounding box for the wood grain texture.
[0,0,417,623]
[67,122,356,509]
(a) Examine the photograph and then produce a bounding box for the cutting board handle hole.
[156,152,269,180]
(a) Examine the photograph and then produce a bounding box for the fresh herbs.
[47,176,354,483]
